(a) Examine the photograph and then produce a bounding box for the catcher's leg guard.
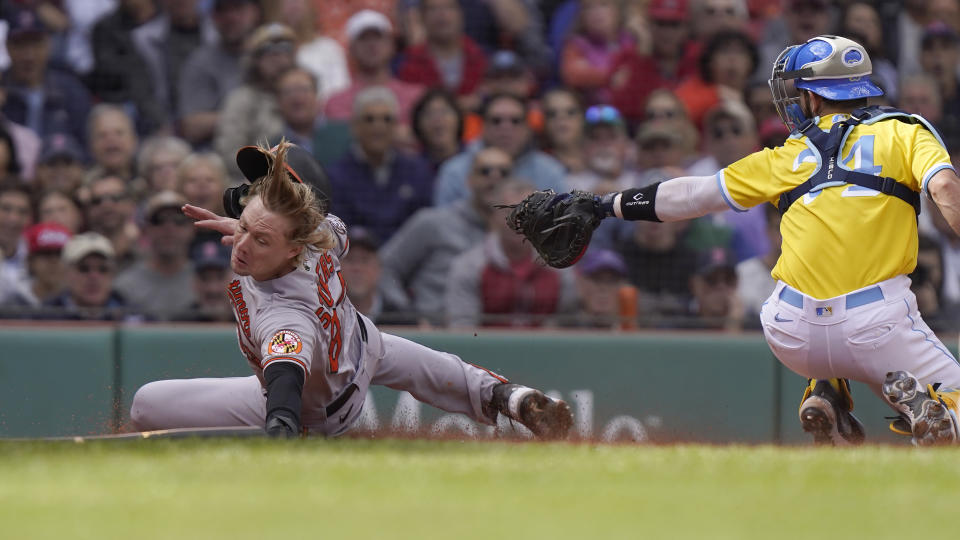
[798,378,866,446]
[488,383,573,440]
[882,371,960,446]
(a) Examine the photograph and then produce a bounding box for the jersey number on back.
[804,135,883,203]
[314,252,347,373]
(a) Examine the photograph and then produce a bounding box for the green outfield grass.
[1,438,957,540]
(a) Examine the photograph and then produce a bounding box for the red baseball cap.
[648,0,688,21]
[25,222,73,254]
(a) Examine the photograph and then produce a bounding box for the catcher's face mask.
[769,45,806,133]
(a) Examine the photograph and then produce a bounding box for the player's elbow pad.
[264,362,305,428]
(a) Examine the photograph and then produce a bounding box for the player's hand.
[264,412,300,439]
[182,204,237,246]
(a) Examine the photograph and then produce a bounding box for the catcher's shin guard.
[489,384,573,440]
[798,378,866,446]
[882,371,960,446]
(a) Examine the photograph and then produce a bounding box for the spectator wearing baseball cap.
[42,232,137,321]
[565,105,644,195]
[8,222,72,309]
[396,0,488,109]
[177,0,262,146]
[215,23,297,180]
[608,0,699,127]
[568,248,632,329]
[172,240,234,322]
[36,133,85,192]
[115,191,196,320]
[323,10,424,131]
[2,6,93,145]
[687,245,743,331]
[460,50,543,143]
[0,221,70,311]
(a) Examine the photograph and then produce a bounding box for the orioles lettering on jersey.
[314,253,347,373]
[228,280,251,338]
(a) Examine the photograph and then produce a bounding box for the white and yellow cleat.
[882,371,960,446]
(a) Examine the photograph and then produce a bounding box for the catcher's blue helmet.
[769,35,883,132]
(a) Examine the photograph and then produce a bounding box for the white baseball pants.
[760,275,960,403]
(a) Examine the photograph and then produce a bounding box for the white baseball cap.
[62,232,115,265]
[346,10,392,42]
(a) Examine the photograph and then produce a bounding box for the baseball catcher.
[509,35,960,446]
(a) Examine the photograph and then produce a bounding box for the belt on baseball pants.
[778,285,884,310]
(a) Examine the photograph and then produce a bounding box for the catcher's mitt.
[500,190,603,268]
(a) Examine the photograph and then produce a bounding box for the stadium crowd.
[0,0,959,331]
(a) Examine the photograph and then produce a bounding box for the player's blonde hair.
[246,142,334,265]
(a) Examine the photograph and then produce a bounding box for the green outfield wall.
[2,324,951,444]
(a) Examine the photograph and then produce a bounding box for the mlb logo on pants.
[816,306,833,317]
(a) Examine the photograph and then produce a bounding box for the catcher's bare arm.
[927,167,960,236]
[606,175,730,222]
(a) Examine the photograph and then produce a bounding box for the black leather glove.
[222,184,251,219]
[264,411,299,439]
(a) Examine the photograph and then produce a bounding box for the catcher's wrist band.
[618,182,662,222]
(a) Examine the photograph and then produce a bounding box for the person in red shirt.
[608,0,699,128]
[395,0,488,112]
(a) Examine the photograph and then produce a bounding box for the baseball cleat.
[798,379,865,446]
[882,371,959,446]
[490,383,574,440]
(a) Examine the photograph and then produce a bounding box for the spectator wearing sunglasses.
[566,105,643,195]
[608,0,699,127]
[82,174,139,270]
[434,93,565,206]
[540,88,586,174]
[688,101,768,263]
[381,147,514,325]
[42,232,138,321]
[327,86,434,244]
[115,191,196,321]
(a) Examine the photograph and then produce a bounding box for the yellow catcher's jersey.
[718,114,954,299]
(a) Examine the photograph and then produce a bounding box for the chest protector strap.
[777,106,933,216]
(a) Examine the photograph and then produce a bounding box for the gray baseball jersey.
[131,214,503,436]
[228,214,382,428]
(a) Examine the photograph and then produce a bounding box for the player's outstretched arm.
[503,175,727,268]
[927,168,960,236]
[183,204,238,246]
[606,175,730,222]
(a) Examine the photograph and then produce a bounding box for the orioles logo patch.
[269,330,303,355]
